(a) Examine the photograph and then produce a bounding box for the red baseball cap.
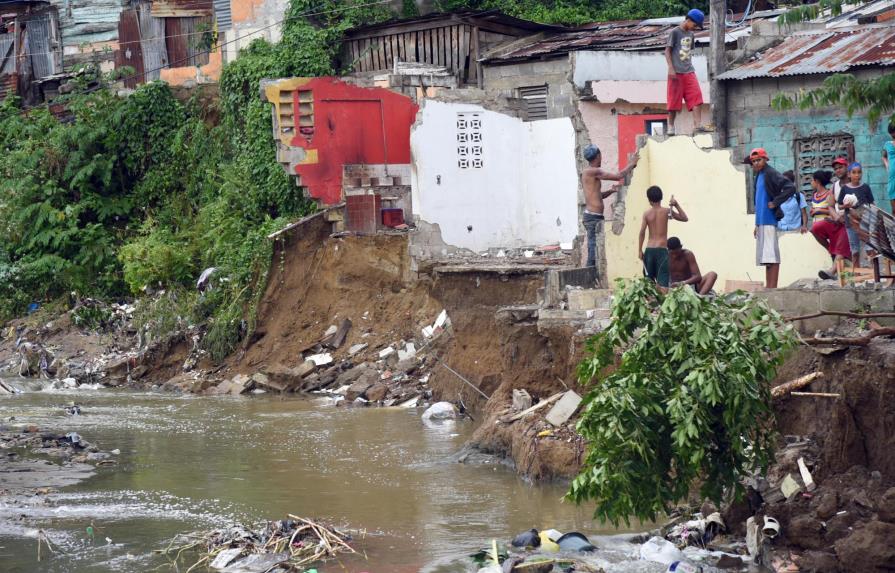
[832,157,848,166]
[750,148,769,159]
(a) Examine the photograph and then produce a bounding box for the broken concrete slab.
[348,343,368,356]
[262,363,316,392]
[567,289,613,311]
[545,390,583,427]
[781,473,803,499]
[379,346,395,359]
[397,342,416,361]
[306,353,333,367]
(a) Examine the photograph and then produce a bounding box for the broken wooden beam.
[790,392,840,398]
[801,327,895,346]
[771,372,824,399]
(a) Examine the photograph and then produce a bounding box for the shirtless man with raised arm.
[581,144,638,267]
[638,185,688,288]
[667,236,717,295]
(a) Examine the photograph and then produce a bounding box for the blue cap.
[686,8,705,26]
[583,144,600,161]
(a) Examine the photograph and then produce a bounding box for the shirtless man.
[638,185,688,288]
[581,144,638,267]
[667,237,717,295]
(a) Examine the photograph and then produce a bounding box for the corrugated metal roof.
[483,20,724,62]
[718,26,895,80]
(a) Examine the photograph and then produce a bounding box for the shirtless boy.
[667,237,717,295]
[638,185,688,288]
[581,144,638,267]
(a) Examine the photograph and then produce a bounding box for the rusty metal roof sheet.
[482,20,725,61]
[718,26,895,80]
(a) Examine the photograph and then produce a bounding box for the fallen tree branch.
[790,392,840,398]
[771,372,824,399]
[786,310,895,322]
[801,327,895,346]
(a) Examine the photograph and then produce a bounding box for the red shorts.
[811,219,851,259]
[667,72,704,112]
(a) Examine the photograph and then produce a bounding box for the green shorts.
[643,247,670,287]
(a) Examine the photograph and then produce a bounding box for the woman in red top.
[809,170,851,280]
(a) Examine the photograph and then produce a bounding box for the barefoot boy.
[638,185,688,288]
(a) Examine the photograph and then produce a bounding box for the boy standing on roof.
[665,9,708,135]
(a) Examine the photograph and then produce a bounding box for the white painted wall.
[573,51,709,89]
[411,100,579,252]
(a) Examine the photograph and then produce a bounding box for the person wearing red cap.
[750,148,796,289]
[665,9,708,135]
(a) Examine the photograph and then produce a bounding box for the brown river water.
[0,382,656,573]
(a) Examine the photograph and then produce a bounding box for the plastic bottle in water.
[667,561,703,573]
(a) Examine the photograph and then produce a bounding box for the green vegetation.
[568,279,796,525]
[433,0,706,24]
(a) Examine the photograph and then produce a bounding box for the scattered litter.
[421,326,435,338]
[512,389,532,411]
[434,310,449,329]
[397,343,416,361]
[641,536,684,565]
[378,347,395,359]
[164,515,355,571]
[323,325,338,338]
[421,401,457,422]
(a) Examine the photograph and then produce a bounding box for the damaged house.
[0,2,62,105]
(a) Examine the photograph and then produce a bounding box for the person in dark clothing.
[750,148,796,289]
[837,161,876,266]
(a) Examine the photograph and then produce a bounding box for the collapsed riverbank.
[3,228,895,571]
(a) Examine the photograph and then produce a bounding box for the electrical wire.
[725,0,755,27]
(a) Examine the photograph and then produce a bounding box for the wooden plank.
[362,38,372,72]
[450,25,458,71]
[421,29,429,63]
[345,18,478,41]
[459,25,469,83]
[436,27,444,66]
[395,33,404,63]
[382,36,391,69]
[470,26,480,85]
[407,32,417,62]
[389,34,398,67]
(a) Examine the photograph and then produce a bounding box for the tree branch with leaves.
[567,279,796,525]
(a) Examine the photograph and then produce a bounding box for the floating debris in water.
[162,514,356,571]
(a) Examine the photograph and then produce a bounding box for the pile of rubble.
[197,310,455,408]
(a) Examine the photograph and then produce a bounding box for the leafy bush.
[568,279,796,525]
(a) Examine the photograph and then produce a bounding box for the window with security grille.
[795,134,855,195]
[517,85,548,121]
[457,112,483,169]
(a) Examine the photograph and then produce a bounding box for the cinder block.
[756,288,817,315]
[567,289,613,311]
[819,288,858,312]
[857,289,895,312]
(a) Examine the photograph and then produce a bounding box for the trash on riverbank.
[163,514,355,572]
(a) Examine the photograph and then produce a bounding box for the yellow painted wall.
[605,136,831,291]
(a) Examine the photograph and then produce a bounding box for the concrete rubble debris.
[348,343,368,355]
[545,390,582,427]
[378,346,395,359]
[780,474,802,499]
[323,325,338,338]
[397,342,416,361]
[797,457,816,492]
[512,389,532,411]
[306,353,333,367]
[325,318,352,350]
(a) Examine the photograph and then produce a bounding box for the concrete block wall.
[481,57,576,120]
[724,67,891,212]
[754,287,895,333]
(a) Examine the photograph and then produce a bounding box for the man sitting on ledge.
[668,236,717,295]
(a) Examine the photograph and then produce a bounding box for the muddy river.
[0,382,654,572]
